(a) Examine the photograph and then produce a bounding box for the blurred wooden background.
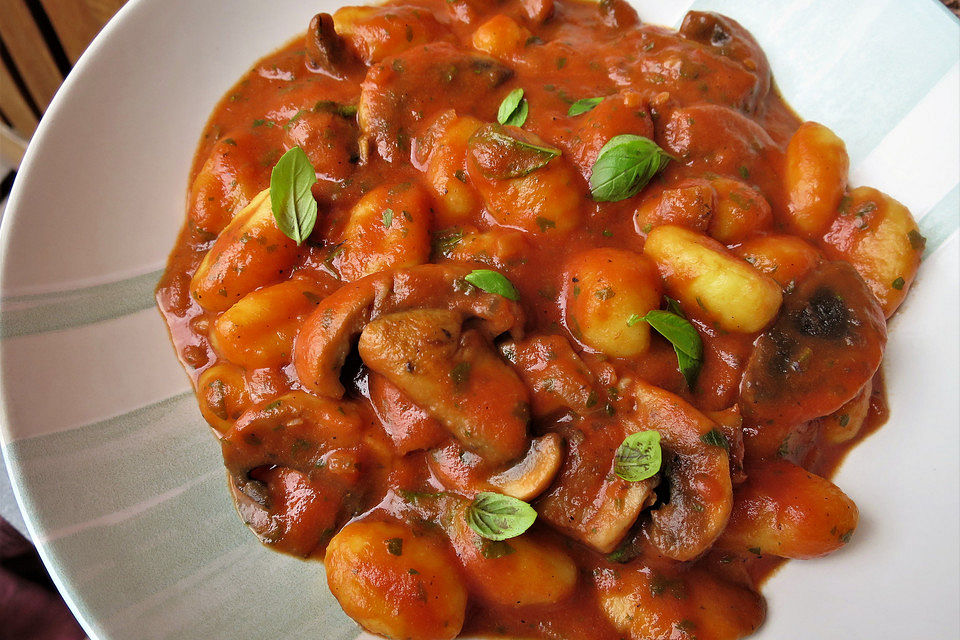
[0,0,127,171]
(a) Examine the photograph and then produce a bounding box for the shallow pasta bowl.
[0,0,958,638]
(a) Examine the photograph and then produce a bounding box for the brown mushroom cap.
[293,263,525,399]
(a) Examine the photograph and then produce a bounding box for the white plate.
[1,1,957,638]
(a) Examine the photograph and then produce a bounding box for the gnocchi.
[643,225,782,332]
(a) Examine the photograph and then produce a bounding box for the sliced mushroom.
[367,372,447,455]
[359,309,530,464]
[537,418,660,554]
[293,263,525,399]
[627,379,733,561]
[739,261,887,432]
[429,433,565,501]
[597,0,639,29]
[678,11,771,110]
[501,335,599,417]
[221,391,366,556]
[305,13,355,78]
[488,433,564,499]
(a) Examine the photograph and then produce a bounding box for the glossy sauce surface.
[157,1,922,638]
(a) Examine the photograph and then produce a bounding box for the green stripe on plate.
[0,269,162,339]
[920,184,960,258]
[4,392,359,640]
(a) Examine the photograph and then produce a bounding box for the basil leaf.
[270,146,318,245]
[614,431,662,482]
[642,309,702,388]
[568,97,604,116]
[385,537,403,556]
[467,492,537,541]
[675,350,701,388]
[700,428,729,451]
[589,134,671,202]
[497,88,528,127]
[433,228,463,257]
[480,539,516,559]
[665,296,685,318]
[465,269,520,301]
[468,123,560,180]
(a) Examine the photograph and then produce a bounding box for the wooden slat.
[1,123,29,168]
[39,0,128,65]
[0,0,64,111]
[0,55,38,138]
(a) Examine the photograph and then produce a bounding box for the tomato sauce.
[157,1,921,638]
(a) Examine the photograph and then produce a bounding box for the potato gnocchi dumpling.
[564,248,662,357]
[156,1,923,638]
[336,182,433,281]
[643,225,782,333]
[326,520,468,640]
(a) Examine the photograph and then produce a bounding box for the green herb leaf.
[270,146,318,245]
[614,431,662,482]
[589,134,672,202]
[892,276,905,290]
[568,97,604,116]
[626,313,642,327]
[314,100,358,118]
[641,309,702,388]
[451,361,472,389]
[665,296,685,318]
[497,88,529,127]
[465,269,520,301]
[382,208,394,228]
[433,228,463,256]
[468,123,560,180]
[536,216,556,232]
[385,537,403,556]
[479,539,516,559]
[907,229,926,251]
[700,428,729,451]
[467,492,537,541]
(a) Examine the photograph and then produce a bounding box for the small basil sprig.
[568,97,604,116]
[614,431,662,482]
[467,492,537,541]
[641,309,702,388]
[589,134,671,202]
[700,428,729,450]
[468,124,560,180]
[465,269,520,301]
[497,88,529,127]
[270,146,318,244]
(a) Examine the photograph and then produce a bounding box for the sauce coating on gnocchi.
[157,2,921,638]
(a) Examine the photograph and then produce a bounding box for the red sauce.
[157,2,920,638]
